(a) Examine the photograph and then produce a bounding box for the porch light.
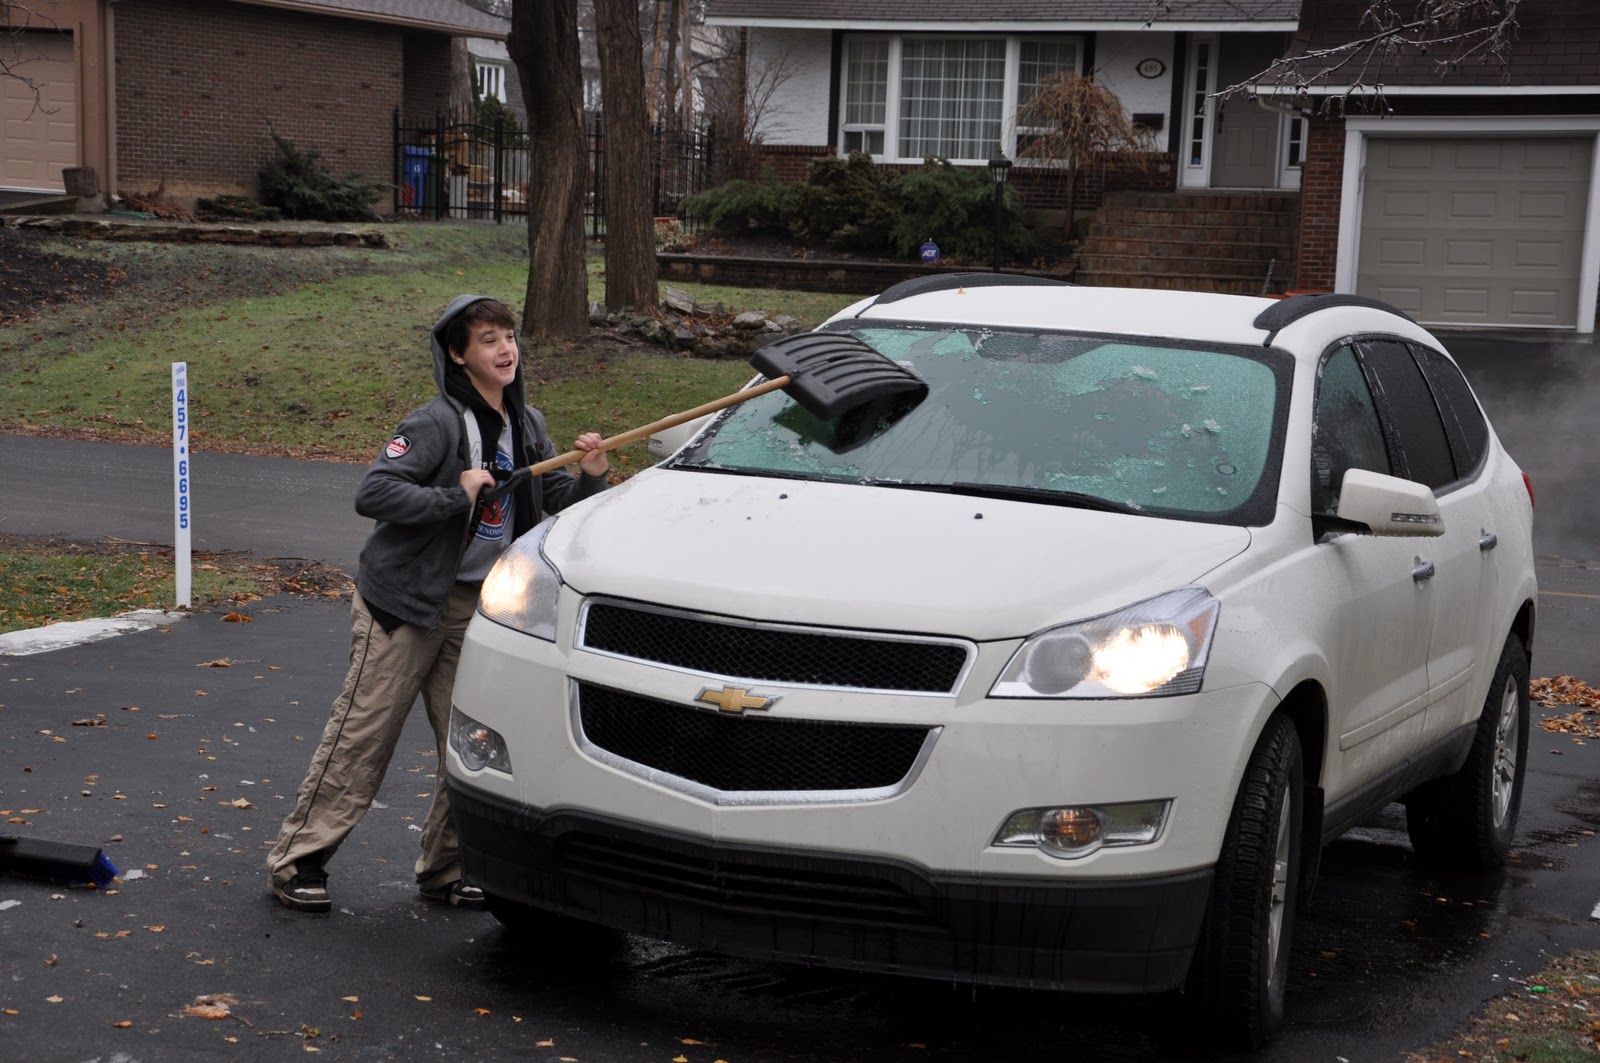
[988,154,1013,272]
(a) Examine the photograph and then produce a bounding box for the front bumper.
[452,782,1213,994]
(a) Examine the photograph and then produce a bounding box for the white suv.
[446,278,1536,1049]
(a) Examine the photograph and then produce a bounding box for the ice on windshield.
[684,326,1282,518]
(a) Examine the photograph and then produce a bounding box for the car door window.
[1310,346,1391,514]
[1410,345,1489,481]
[1359,339,1456,490]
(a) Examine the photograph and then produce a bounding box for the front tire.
[1406,633,1529,868]
[1183,714,1304,1051]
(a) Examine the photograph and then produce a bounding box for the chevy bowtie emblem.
[696,686,778,714]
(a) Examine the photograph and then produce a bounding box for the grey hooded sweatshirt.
[352,294,609,630]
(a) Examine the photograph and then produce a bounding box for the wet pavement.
[1,328,1598,1060]
[2,593,1597,1063]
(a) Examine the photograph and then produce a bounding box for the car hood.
[547,470,1251,640]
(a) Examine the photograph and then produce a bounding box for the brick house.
[1,0,506,203]
[704,2,1304,202]
[1278,0,1600,332]
[707,0,1600,330]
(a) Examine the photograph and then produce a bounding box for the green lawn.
[3,223,867,464]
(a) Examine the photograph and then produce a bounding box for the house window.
[1015,39,1078,158]
[839,34,1080,164]
[842,38,888,156]
[476,60,507,103]
[1188,42,1211,167]
[1286,115,1305,167]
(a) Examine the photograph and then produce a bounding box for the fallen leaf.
[680,1039,703,1045]
[113,1020,132,1028]
[415,995,432,1002]
[536,1040,554,1047]
[145,926,166,932]
[1,1009,17,1016]
[473,1008,491,1016]
[45,996,62,1004]
[20,809,42,815]
[222,612,252,623]
[197,659,234,668]
[340,996,359,1003]
[227,798,253,809]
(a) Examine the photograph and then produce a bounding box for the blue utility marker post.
[172,362,192,608]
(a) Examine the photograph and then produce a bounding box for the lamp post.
[988,153,1013,272]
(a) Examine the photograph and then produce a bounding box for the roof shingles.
[225,0,507,37]
[707,0,1299,23]
[1281,0,1600,87]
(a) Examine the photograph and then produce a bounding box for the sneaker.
[419,880,487,910]
[274,870,331,913]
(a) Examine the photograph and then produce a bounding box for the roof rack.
[1253,293,1416,345]
[861,271,1073,312]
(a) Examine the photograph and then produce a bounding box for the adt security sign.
[919,240,940,265]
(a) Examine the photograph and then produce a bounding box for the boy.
[267,295,610,912]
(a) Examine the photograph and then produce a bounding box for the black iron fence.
[393,108,715,237]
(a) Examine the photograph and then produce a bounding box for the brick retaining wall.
[658,252,1072,294]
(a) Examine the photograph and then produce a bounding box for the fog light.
[993,800,1170,860]
[1041,807,1102,854]
[449,707,511,774]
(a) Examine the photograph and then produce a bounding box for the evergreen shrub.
[258,132,388,222]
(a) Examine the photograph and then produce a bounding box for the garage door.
[1357,137,1591,328]
[1,31,78,192]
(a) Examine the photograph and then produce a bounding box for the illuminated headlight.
[478,517,562,640]
[449,707,512,774]
[993,800,1170,860]
[991,588,1220,698]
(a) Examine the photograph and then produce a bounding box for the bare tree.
[1014,72,1156,240]
[508,0,589,341]
[593,0,657,311]
[1144,0,1522,110]
[699,29,796,181]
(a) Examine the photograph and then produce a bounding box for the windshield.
[675,324,1291,524]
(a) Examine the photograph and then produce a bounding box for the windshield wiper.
[870,479,1144,514]
[667,463,826,484]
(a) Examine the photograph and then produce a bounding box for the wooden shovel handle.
[516,373,792,480]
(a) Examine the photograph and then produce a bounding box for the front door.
[1210,34,1285,189]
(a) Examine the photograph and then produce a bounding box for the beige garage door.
[1357,136,1591,328]
[1,31,78,192]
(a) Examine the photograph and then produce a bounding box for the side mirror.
[1335,468,1444,537]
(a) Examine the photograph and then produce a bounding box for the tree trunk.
[593,0,658,312]
[663,0,681,132]
[508,0,588,341]
[448,37,474,114]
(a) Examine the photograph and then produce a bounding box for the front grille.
[577,683,930,792]
[556,830,938,929]
[580,601,968,693]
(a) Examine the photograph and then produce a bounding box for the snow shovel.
[476,331,927,508]
[0,834,120,887]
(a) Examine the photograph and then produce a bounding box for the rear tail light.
[1522,473,1535,509]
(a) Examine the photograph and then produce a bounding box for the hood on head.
[430,293,526,414]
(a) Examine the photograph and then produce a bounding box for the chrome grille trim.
[568,681,942,807]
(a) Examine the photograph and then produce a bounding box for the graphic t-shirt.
[457,421,515,583]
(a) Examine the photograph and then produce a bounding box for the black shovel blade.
[1,834,120,887]
[750,332,927,422]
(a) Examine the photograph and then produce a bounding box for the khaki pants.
[267,584,478,893]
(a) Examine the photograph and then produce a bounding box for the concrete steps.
[1075,191,1298,295]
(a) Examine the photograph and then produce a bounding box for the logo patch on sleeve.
[384,435,411,459]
